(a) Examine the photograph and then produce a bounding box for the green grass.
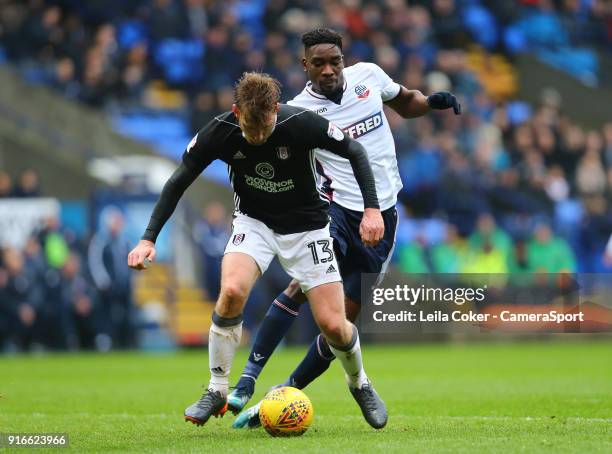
[1,341,611,453]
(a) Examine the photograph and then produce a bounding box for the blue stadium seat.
[117,20,147,50]
[463,5,498,49]
[536,48,598,86]
[153,39,205,84]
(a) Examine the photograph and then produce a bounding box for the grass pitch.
[1,340,610,453]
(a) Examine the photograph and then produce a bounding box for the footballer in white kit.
[229,28,461,424]
[290,61,404,214]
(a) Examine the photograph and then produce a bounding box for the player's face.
[303,44,344,96]
[233,104,279,146]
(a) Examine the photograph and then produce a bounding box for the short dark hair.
[301,28,343,51]
[234,72,281,123]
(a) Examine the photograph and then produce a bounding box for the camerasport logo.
[355,85,370,99]
[232,233,245,245]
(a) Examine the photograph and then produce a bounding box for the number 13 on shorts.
[307,239,334,264]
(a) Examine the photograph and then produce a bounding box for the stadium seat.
[153,39,205,84]
[117,20,147,50]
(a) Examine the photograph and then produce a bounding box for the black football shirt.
[183,105,356,234]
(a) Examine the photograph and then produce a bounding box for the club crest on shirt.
[276,146,290,160]
[355,84,370,99]
[232,233,245,246]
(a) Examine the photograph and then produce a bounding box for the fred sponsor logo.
[343,112,383,139]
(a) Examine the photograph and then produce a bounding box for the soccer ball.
[258,386,313,437]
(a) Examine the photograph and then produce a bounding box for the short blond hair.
[234,72,281,124]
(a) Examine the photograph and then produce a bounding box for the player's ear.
[301,57,307,71]
[232,104,240,119]
[274,103,280,113]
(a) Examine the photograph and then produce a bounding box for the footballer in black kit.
[129,72,388,430]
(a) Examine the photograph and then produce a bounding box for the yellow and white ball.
[258,386,314,437]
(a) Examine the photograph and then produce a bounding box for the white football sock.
[328,325,369,389]
[208,319,242,397]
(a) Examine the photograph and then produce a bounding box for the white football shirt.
[288,62,403,211]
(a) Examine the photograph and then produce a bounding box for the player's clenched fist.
[359,208,384,247]
[127,239,156,270]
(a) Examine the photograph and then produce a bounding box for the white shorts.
[224,213,342,292]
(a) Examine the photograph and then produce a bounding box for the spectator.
[544,165,570,203]
[575,149,607,196]
[50,57,80,99]
[88,209,135,349]
[430,223,468,273]
[62,253,98,350]
[469,213,513,266]
[527,222,576,273]
[193,202,230,300]
[462,239,509,274]
[38,215,69,269]
[2,248,43,351]
[13,169,41,197]
[0,171,13,197]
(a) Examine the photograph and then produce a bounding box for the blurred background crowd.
[0,0,610,352]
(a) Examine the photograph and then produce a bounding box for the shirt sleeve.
[181,118,222,173]
[141,119,223,243]
[362,62,401,102]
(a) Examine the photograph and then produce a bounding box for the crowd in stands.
[0,1,611,350]
[0,181,136,352]
[0,169,42,197]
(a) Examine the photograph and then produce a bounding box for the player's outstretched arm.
[127,162,200,270]
[385,86,461,118]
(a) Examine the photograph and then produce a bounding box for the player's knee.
[284,280,307,303]
[318,317,348,345]
[220,281,249,306]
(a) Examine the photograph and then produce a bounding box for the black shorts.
[329,202,398,303]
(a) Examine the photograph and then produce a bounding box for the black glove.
[427,91,461,115]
